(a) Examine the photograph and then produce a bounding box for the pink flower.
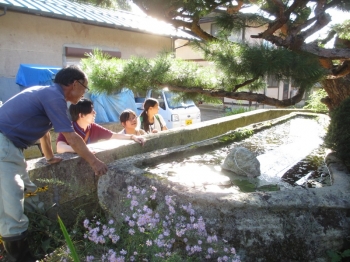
[150,193,156,200]
[111,235,120,243]
[83,219,89,228]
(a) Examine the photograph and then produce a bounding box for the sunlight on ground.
[151,162,231,187]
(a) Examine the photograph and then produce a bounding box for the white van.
[135,88,201,129]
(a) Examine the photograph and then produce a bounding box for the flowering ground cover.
[43,186,240,261]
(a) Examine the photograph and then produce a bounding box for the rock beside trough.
[221,147,261,177]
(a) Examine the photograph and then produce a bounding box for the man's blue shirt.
[0,83,74,148]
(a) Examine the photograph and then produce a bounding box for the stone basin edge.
[98,111,350,212]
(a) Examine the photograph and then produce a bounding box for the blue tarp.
[90,89,137,123]
[16,64,61,87]
[15,64,136,123]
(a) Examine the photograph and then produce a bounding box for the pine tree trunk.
[322,76,350,111]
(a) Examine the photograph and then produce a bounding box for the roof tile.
[0,0,197,40]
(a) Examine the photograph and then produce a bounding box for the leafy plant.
[57,215,79,262]
[43,186,241,261]
[225,107,252,116]
[80,49,219,103]
[324,95,350,161]
[26,210,63,257]
[326,249,350,262]
[23,186,65,258]
[303,88,328,112]
[219,128,254,142]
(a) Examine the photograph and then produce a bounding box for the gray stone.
[222,147,261,177]
[98,139,350,262]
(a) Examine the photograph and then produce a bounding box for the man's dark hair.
[119,109,137,123]
[69,98,93,122]
[54,65,86,86]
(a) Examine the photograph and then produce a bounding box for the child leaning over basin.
[56,98,146,153]
[118,109,146,136]
[137,98,168,134]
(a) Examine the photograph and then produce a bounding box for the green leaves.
[327,249,350,262]
[332,20,350,40]
[303,89,328,112]
[324,95,350,161]
[194,40,324,92]
[81,49,219,96]
[57,215,80,262]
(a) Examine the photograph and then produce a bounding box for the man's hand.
[91,158,108,176]
[62,132,108,176]
[46,156,63,164]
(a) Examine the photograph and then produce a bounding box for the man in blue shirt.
[0,65,108,261]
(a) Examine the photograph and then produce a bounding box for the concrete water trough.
[27,109,350,261]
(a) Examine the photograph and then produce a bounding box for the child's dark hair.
[69,98,93,122]
[119,109,137,123]
[140,98,158,132]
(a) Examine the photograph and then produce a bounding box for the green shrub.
[324,96,350,161]
[303,89,328,112]
[225,107,251,116]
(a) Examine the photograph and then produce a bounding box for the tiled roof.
[0,0,197,40]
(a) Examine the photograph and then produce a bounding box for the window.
[267,75,279,87]
[211,23,220,37]
[151,90,166,110]
[63,45,121,67]
[228,29,242,43]
[291,79,298,87]
[211,23,242,43]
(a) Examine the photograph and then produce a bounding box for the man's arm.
[62,132,108,176]
[40,132,62,164]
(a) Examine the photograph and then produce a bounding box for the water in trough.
[144,116,330,192]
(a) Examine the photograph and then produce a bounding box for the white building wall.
[0,11,172,102]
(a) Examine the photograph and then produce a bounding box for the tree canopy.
[78,0,350,109]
